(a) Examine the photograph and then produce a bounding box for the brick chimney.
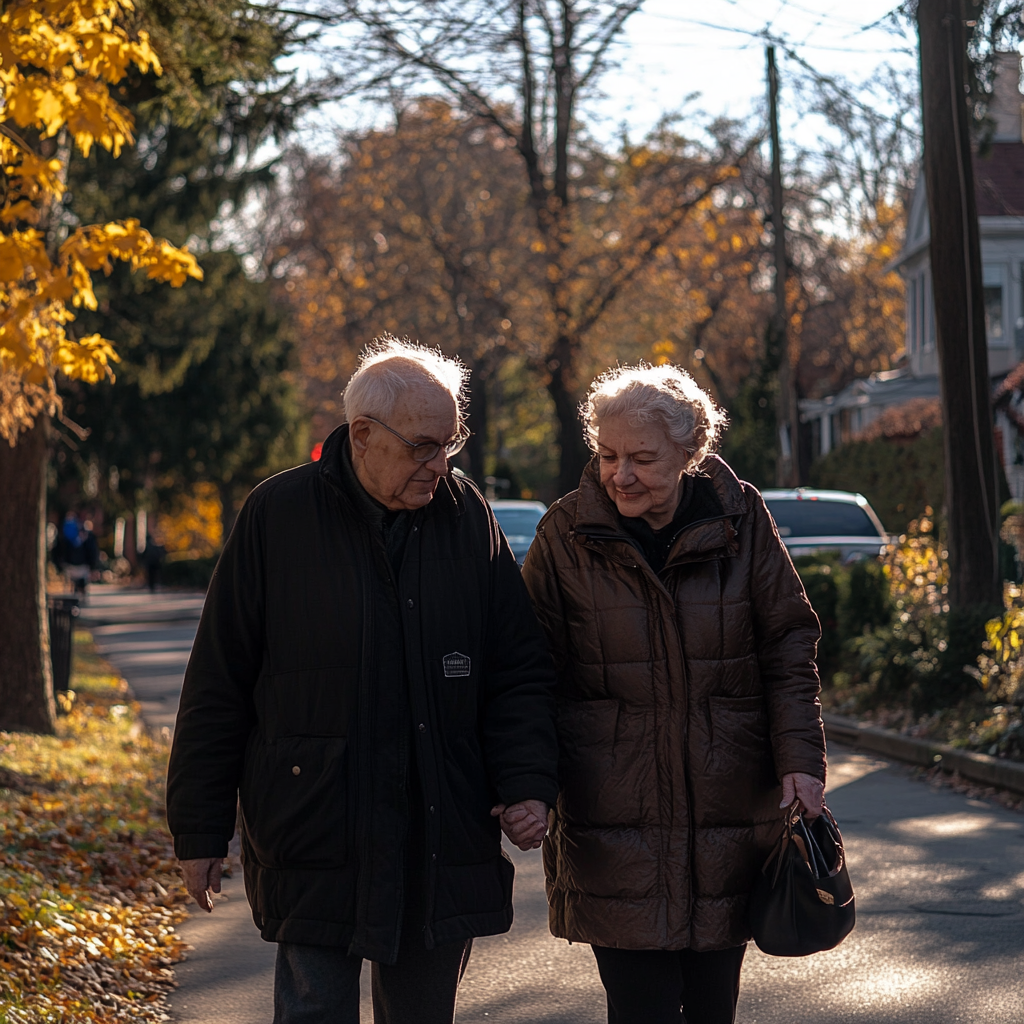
[990,50,1023,142]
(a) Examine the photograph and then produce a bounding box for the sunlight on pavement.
[891,813,1004,837]
[827,752,888,792]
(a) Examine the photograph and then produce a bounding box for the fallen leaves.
[0,633,192,1022]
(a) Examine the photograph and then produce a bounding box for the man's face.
[350,386,459,510]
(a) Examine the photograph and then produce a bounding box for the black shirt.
[619,473,725,573]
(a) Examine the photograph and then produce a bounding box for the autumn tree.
[0,0,202,734]
[272,100,782,494]
[272,102,540,484]
[299,1,752,491]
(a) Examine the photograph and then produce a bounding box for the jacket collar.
[318,422,466,520]
[573,454,749,561]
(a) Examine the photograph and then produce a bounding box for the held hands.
[780,772,825,819]
[490,799,549,851]
[180,857,223,912]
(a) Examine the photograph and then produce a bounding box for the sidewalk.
[78,586,205,735]
[168,744,1024,1022]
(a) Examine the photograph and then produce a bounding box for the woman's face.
[597,415,690,529]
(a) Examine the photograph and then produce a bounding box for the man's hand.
[490,799,549,851]
[179,857,223,912]
[780,772,825,819]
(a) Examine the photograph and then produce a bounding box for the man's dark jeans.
[272,938,473,1024]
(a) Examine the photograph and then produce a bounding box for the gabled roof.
[894,143,1024,269]
[974,143,1024,216]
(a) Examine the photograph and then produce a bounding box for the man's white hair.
[581,362,727,468]
[342,335,469,424]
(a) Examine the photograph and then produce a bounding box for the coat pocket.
[707,694,770,774]
[556,699,657,828]
[240,734,348,869]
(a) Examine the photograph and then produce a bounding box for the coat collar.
[573,454,749,562]
[318,422,466,520]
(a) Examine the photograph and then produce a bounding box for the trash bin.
[47,594,80,695]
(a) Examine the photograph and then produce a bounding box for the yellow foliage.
[156,481,222,559]
[0,0,202,445]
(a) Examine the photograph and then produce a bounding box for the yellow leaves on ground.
[0,632,192,1022]
[0,0,202,446]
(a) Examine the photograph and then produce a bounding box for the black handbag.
[749,801,856,956]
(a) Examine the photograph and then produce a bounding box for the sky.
[289,0,923,152]
[590,0,919,142]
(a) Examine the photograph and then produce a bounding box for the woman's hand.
[490,799,549,850]
[780,772,824,818]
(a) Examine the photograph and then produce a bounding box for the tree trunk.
[218,480,240,545]
[918,1,1001,610]
[0,419,57,734]
[547,335,591,496]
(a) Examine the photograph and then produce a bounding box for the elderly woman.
[522,364,827,1024]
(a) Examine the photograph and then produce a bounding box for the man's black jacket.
[166,425,559,963]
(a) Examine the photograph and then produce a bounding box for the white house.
[801,51,1024,492]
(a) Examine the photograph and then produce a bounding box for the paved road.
[77,587,205,735]
[77,589,1024,1021]
[172,748,1024,1023]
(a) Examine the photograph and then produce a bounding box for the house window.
[907,276,918,353]
[983,264,1007,346]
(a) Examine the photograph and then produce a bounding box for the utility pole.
[767,45,799,487]
[917,1,1001,610]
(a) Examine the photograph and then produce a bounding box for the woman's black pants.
[591,943,747,1024]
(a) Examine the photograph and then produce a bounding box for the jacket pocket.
[240,733,348,869]
[707,694,769,774]
[556,698,657,828]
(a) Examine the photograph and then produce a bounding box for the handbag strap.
[765,800,802,886]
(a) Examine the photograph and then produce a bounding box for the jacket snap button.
[429,805,435,814]
[418,722,426,732]
[431,853,437,861]
[291,765,301,776]
[406,598,415,609]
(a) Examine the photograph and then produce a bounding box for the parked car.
[761,488,889,562]
[490,499,548,564]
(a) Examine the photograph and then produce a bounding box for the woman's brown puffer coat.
[521,455,826,952]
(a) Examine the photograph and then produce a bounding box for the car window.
[493,508,544,536]
[764,499,881,538]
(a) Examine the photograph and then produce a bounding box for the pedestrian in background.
[140,531,166,593]
[522,363,827,1024]
[54,511,99,596]
[166,337,558,1024]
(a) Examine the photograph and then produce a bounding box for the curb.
[823,712,1024,796]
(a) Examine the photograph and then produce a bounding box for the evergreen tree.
[55,0,307,537]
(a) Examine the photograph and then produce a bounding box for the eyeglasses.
[363,415,471,462]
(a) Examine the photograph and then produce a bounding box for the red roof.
[973,143,1024,216]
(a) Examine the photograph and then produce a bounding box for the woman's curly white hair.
[580,362,728,469]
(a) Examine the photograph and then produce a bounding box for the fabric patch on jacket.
[443,652,472,678]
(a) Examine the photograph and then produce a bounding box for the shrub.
[797,560,840,672]
[831,516,990,713]
[838,606,990,714]
[839,558,891,640]
[795,552,891,678]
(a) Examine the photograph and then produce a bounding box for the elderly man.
[166,338,557,1024]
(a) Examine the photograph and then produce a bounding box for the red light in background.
[311,442,323,462]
